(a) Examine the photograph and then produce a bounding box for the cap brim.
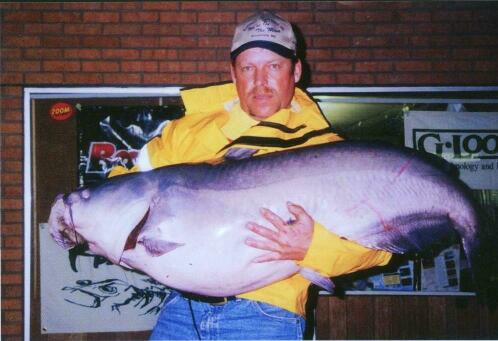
[231,41,296,61]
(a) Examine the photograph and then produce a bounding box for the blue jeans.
[149,291,306,340]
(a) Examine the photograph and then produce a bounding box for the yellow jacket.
[109,83,392,316]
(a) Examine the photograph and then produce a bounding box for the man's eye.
[241,66,253,72]
[270,63,281,70]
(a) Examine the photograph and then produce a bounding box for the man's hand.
[245,202,314,262]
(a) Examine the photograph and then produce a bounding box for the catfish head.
[48,175,158,264]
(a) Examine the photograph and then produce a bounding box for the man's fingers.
[260,207,286,231]
[245,236,281,252]
[246,222,279,241]
[251,252,281,263]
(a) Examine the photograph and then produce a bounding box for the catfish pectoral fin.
[299,267,335,293]
[139,238,185,257]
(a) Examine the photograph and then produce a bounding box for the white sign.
[404,111,498,189]
[40,223,167,334]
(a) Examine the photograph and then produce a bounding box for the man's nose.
[254,68,268,86]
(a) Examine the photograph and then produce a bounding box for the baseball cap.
[230,11,297,61]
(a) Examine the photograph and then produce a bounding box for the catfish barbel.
[48,141,480,296]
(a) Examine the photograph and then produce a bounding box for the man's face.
[231,48,302,120]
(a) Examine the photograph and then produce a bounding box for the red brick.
[43,61,81,72]
[159,61,197,72]
[1,147,22,159]
[337,73,375,85]
[102,2,142,10]
[159,37,197,48]
[103,23,142,35]
[198,37,231,48]
[142,2,179,10]
[25,72,64,84]
[64,73,103,84]
[198,61,230,73]
[64,49,101,59]
[144,73,181,84]
[63,2,102,10]
[3,135,23,145]
[410,49,449,59]
[102,49,140,60]
[312,37,350,48]
[141,49,178,60]
[2,36,40,48]
[121,12,159,22]
[182,1,219,10]
[2,97,22,109]
[355,61,392,72]
[81,36,120,48]
[82,61,119,72]
[142,24,181,35]
[3,286,23,298]
[198,12,235,23]
[372,48,410,60]
[24,48,63,59]
[3,235,23,247]
[181,73,220,85]
[1,224,22,235]
[355,11,393,23]
[21,2,61,10]
[0,123,22,134]
[265,11,310,24]
[315,12,354,23]
[219,1,257,10]
[24,23,63,34]
[64,23,102,35]
[121,36,160,48]
[121,61,158,72]
[43,11,82,23]
[375,23,414,35]
[432,10,474,22]
[352,36,389,47]
[178,49,217,61]
[1,23,24,34]
[1,322,22,335]
[0,86,22,97]
[475,61,498,72]
[102,73,142,84]
[3,211,23,223]
[305,49,333,61]
[2,298,23,309]
[332,48,372,60]
[1,73,23,84]
[3,11,42,22]
[159,12,197,23]
[41,36,81,48]
[3,310,23,323]
[433,61,473,72]
[0,48,23,60]
[315,61,353,72]
[83,11,120,23]
[395,61,432,72]
[3,185,23,197]
[1,248,23,260]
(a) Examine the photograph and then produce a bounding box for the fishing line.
[187,299,202,340]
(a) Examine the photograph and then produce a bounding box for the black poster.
[77,105,184,186]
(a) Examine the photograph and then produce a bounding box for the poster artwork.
[404,111,498,190]
[77,105,184,186]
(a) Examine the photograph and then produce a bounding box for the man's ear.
[230,64,237,85]
[294,59,302,83]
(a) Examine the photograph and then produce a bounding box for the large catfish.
[48,141,480,296]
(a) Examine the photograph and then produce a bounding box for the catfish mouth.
[123,207,150,252]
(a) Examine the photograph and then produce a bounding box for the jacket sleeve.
[297,222,392,277]
[108,119,183,178]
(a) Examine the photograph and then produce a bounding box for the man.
[110,10,392,340]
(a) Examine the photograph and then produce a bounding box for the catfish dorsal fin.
[139,238,185,257]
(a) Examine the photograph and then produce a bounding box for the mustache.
[250,86,274,96]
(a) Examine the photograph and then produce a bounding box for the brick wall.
[1,1,498,340]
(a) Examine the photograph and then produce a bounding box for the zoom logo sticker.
[413,129,498,160]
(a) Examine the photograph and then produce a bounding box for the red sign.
[49,102,74,121]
